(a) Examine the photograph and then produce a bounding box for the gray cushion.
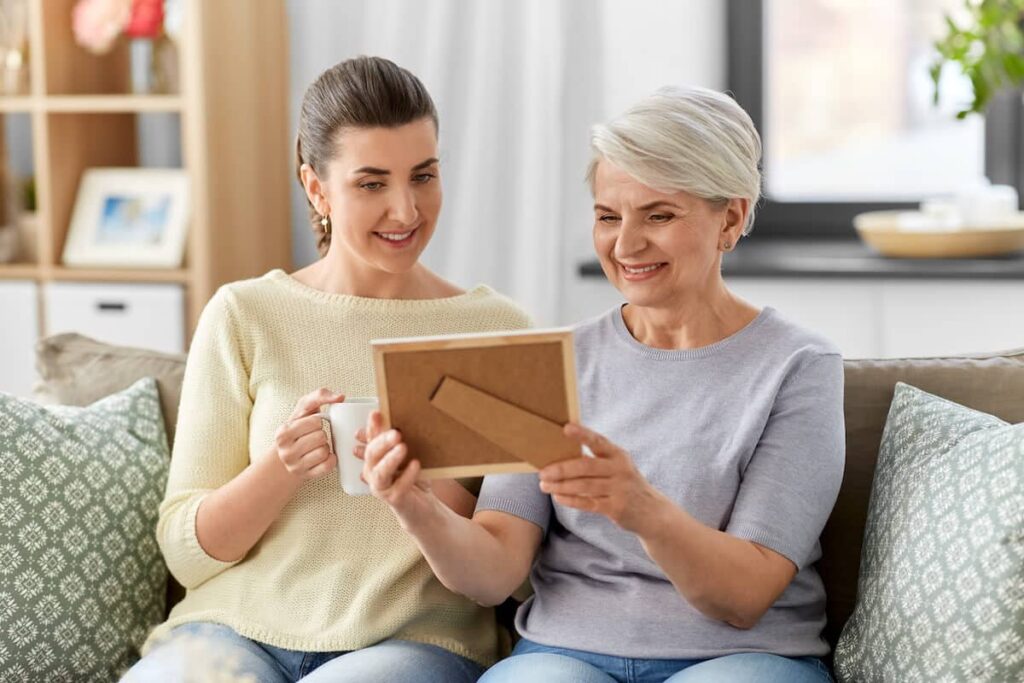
[822,347,1024,651]
[34,334,186,446]
[0,379,170,681]
[833,382,1023,682]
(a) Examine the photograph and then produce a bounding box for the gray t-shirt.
[476,305,845,659]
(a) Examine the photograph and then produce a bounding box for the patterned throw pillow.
[834,382,1024,682]
[0,378,170,682]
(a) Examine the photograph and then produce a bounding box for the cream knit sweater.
[146,269,531,665]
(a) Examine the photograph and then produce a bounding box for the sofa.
[819,346,1024,665]
[27,333,1024,677]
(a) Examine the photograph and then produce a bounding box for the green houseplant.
[932,0,1024,117]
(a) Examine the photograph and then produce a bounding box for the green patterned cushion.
[0,378,170,681]
[834,382,1024,682]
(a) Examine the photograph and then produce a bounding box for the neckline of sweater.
[266,269,493,308]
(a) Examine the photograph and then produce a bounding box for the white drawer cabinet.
[732,279,1024,358]
[727,279,883,359]
[0,281,40,397]
[567,276,1024,359]
[43,282,185,355]
[880,281,1024,357]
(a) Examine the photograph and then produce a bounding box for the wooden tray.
[853,211,1024,259]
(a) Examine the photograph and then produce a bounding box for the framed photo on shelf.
[63,168,189,268]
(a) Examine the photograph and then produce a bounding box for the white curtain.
[288,0,604,325]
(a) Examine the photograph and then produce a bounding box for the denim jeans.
[120,622,485,682]
[477,638,833,683]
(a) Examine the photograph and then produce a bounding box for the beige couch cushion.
[34,333,186,445]
[822,347,1024,651]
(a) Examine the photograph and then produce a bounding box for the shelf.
[45,95,183,113]
[0,264,192,283]
[0,263,40,279]
[0,95,184,113]
[0,0,292,346]
[48,267,191,283]
[0,97,36,113]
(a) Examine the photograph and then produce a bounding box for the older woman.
[361,86,844,683]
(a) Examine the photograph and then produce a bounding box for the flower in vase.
[124,0,164,39]
[163,0,183,44]
[72,0,132,54]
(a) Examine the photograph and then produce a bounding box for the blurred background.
[1,0,1022,396]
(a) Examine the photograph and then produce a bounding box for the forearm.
[397,499,528,606]
[430,479,477,517]
[195,448,304,562]
[638,497,784,628]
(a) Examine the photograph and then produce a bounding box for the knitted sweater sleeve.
[156,288,252,588]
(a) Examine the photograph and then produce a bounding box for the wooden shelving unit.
[0,0,292,343]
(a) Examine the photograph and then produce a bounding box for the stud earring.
[320,214,330,234]
[723,241,732,250]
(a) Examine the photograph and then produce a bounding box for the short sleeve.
[475,472,553,533]
[725,353,846,569]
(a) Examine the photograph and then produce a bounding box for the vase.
[16,211,35,262]
[0,0,29,96]
[129,32,178,95]
[0,224,16,263]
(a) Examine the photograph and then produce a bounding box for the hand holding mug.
[275,388,345,480]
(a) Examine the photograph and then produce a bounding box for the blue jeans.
[478,638,833,683]
[120,622,485,682]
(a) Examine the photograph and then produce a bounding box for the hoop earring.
[320,214,331,234]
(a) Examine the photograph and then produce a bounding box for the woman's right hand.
[359,410,436,518]
[275,388,346,480]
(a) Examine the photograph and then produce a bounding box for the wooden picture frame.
[372,328,580,479]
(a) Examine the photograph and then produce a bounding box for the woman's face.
[592,160,743,309]
[316,118,441,273]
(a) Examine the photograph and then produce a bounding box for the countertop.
[577,238,1024,280]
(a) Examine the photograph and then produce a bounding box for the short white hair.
[587,86,762,234]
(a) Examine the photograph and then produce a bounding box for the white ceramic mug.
[325,398,378,495]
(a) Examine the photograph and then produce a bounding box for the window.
[728,0,1021,237]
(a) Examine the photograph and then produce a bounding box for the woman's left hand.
[539,423,667,534]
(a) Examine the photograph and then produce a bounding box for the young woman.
[361,86,843,683]
[122,56,529,683]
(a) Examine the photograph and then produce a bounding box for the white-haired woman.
[359,86,844,683]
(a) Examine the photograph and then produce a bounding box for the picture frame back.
[372,329,580,479]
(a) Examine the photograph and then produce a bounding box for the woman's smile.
[373,225,420,249]
[618,261,668,281]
